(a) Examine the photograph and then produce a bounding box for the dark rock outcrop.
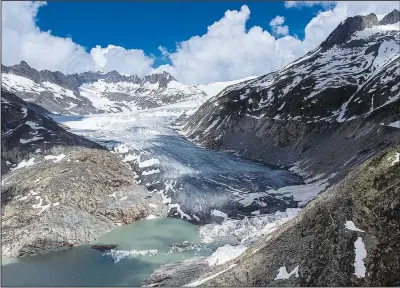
[379,9,400,25]
[1,89,104,175]
[92,244,118,252]
[322,13,378,48]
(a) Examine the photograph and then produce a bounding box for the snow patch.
[20,136,44,144]
[142,169,161,175]
[390,152,399,166]
[207,244,247,266]
[387,120,400,128]
[266,179,329,206]
[274,265,299,280]
[354,237,367,278]
[10,157,37,171]
[138,158,160,168]
[44,154,66,163]
[345,221,365,232]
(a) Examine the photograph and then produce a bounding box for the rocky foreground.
[143,148,400,286]
[1,90,167,257]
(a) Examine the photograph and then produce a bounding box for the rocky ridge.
[1,63,206,115]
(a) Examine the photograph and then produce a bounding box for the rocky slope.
[204,148,400,286]
[145,148,399,286]
[1,90,167,257]
[1,62,206,115]
[183,10,400,183]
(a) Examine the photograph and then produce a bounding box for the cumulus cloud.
[269,16,289,36]
[270,15,285,26]
[90,45,154,76]
[1,1,154,76]
[161,2,398,84]
[156,6,306,84]
[2,1,398,84]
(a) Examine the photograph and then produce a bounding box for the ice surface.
[206,244,247,266]
[102,249,158,263]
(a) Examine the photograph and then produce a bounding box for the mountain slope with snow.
[195,76,258,99]
[1,63,207,115]
[183,10,400,182]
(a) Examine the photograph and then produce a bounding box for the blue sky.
[36,2,328,67]
[3,1,395,84]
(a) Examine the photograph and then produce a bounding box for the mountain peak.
[143,71,176,87]
[19,60,30,67]
[379,9,400,25]
[321,13,378,48]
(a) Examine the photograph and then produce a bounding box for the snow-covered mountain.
[1,62,207,115]
[195,76,258,99]
[183,10,400,181]
[186,12,399,129]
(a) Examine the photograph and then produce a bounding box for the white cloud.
[270,15,285,27]
[2,1,398,84]
[269,16,289,36]
[158,46,170,60]
[1,1,154,76]
[159,6,306,84]
[162,2,398,84]
[90,45,154,76]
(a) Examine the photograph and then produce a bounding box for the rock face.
[182,9,400,183]
[322,13,378,47]
[1,91,167,257]
[379,9,400,25]
[1,89,105,175]
[142,257,210,287]
[1,63,206,115]
[92,244,118,252]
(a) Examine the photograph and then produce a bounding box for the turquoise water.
[1,218,221,286]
